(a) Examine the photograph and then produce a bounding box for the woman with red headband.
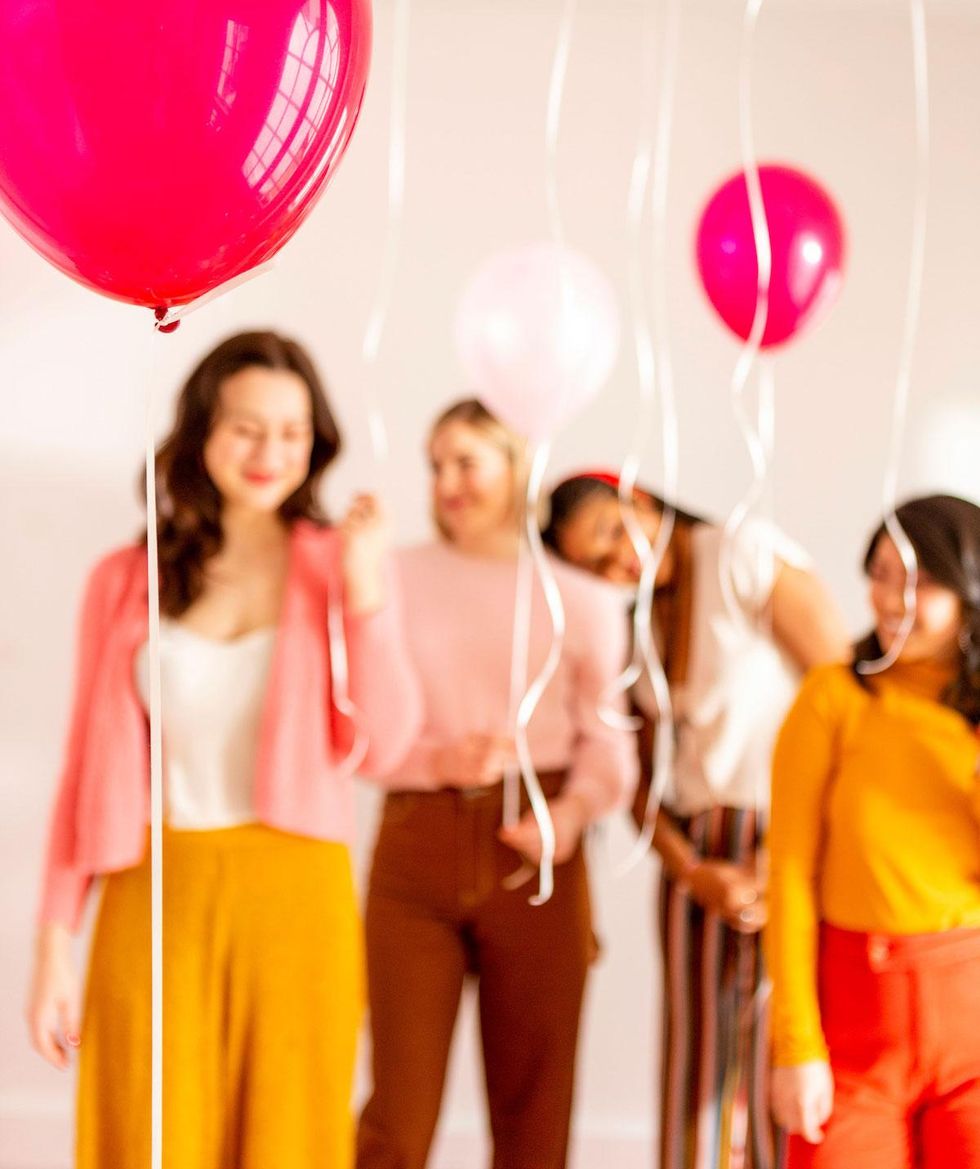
[543,473,849,1169]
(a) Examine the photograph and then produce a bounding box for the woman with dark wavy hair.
[26,331,422,1169]
[769,494,980,1169]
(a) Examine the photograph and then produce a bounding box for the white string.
[145,342,164,1169]
[152,261,278,331]
[326,588,370,774]
[503,536,533,830]
[544,0,576,262]
[360,0,411,472]
[500,0,578,903]
[514,442,561,905]
[718,0,772,641]
[323,0,412,771]
[613,0,682,875]
[858,0,929,676]
[756,352,777,609]
[720,0,780,844]
[144,9,412,1141]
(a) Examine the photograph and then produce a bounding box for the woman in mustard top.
[767,494,980,1169]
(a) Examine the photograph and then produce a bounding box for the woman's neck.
[447,528,522,561]
[884,653,959,701]
[218,506,289,558]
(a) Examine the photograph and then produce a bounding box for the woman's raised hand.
[27,924,81,1071]
[339,493,389,615]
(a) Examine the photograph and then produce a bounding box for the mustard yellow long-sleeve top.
[767,660,980,1067]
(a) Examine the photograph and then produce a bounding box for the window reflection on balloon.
[0,0,370,311]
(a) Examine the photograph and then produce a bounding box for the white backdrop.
[2,1,979,1166]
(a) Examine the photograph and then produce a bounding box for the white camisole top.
[134,620,276,829]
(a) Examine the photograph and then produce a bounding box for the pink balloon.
[695,164,845,348]
[455,243,620,442]
[0,0,371,311]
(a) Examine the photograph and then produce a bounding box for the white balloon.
[455,242,620,440]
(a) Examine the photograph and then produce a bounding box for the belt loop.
[868,934,891,969]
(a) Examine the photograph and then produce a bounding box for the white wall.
[2,1,979,1166]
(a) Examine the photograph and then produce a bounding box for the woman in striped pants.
[544,473,848,1169]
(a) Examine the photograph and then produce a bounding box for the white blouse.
[135,621,276,829]
[633,518,810,817]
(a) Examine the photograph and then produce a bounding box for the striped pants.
[658,806,785,1169]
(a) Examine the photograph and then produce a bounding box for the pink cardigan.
[39,520,423,931]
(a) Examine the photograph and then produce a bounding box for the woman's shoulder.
[290,517,337,547]
[695,516,812,569]
[794,661,866,719]
[389,541,449,581]
[86,542,146,589]
[288,519,341,577]
[75,542,146,620]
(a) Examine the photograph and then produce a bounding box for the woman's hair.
[428,398,529,540]
[853,493,980,726]
[541,472,706,552]
[148,330,342,616]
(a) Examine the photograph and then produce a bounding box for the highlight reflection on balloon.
[0,0,372,310]
[695,164,846,348]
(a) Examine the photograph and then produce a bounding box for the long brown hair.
[148,331,342,616]
[853,494,980,726]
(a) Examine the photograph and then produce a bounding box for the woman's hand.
[339,493,389,615]
[498,793,589,866]
[771,1061,834,1144]
[434,734,517,789]
[27,924,81,1071]
[687,860,767,933]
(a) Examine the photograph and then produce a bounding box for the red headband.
[562,469,621,490]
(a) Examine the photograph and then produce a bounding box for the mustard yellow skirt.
[77,825,363,1169]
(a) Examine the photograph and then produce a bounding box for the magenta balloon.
[0,0,371,310]
[695,165,845,348]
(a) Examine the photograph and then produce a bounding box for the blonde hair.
[429,398,530,541]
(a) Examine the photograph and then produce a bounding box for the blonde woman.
[356,401,638,1169]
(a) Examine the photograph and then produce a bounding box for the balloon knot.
[153,307,180,334]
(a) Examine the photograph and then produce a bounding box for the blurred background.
[1,1,978,1165]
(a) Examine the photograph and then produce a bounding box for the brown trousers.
[356,774,595,1169]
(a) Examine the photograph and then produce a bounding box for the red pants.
[787,923,980,1169]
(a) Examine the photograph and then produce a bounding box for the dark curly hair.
[854,494,980,726]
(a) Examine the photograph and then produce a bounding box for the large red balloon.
[695,164,845,349]
[0,0,371,310]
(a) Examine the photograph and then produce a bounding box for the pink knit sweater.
[376,542,638,819]
[39,520,423,931]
